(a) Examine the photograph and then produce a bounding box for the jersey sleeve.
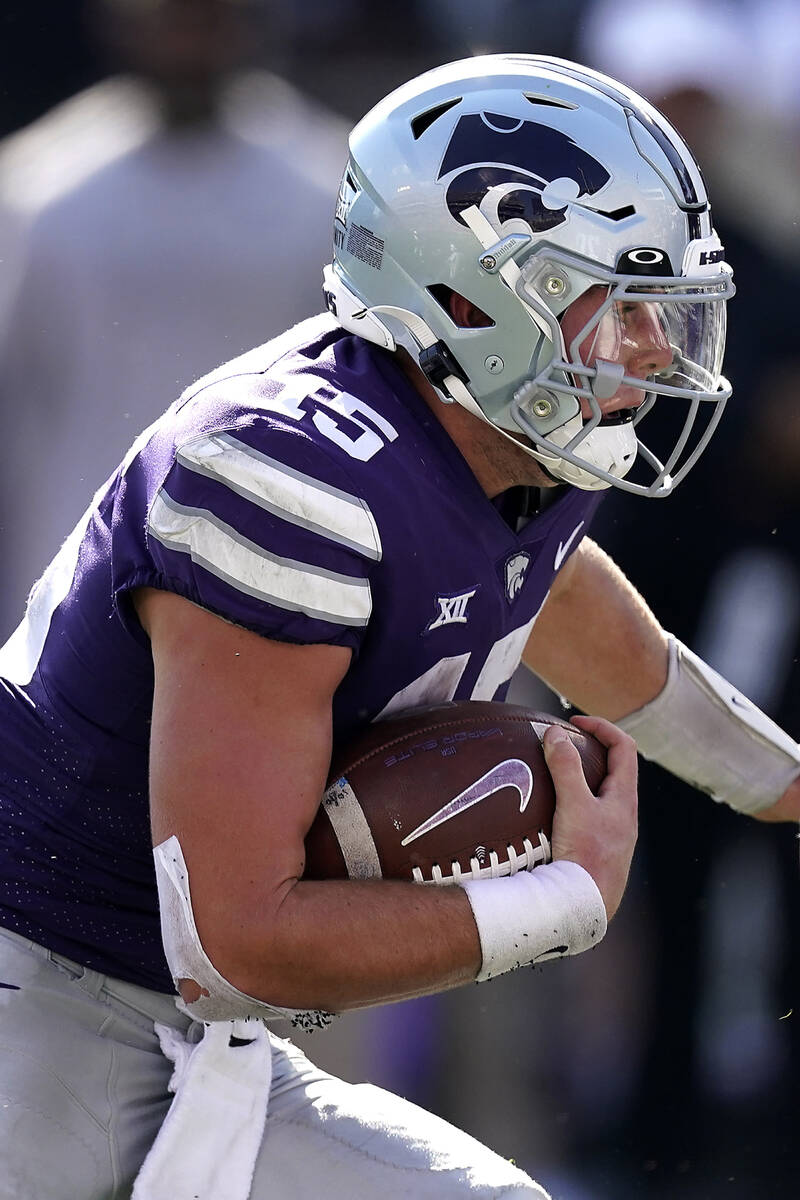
[121,422,382,652]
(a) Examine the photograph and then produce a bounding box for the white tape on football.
[322,778,383,879]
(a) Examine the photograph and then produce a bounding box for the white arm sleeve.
[617,636,800,815]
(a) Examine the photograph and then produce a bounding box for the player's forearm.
[201,876,482,1012]
[523,537,669,720]
[156,718,636,1020]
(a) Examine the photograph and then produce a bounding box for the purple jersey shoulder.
[0,315,601,989]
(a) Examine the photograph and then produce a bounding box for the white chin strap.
[527,414,639,490]
[383,312,635,492]
[325,247,636,492]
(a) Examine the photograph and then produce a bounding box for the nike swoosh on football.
[400,759,533,847]
[554,520,585,570]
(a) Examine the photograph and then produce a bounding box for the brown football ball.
[304,701,606,885]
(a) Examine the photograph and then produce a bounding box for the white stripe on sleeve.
[148,492,371,626]
[176,433,382,561]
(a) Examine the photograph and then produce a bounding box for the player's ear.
[448,292,493,329]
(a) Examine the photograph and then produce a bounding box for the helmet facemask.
[505,248,733,496]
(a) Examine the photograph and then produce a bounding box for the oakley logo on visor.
[616,246,676,275]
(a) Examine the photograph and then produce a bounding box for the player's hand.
[543,715,638,921]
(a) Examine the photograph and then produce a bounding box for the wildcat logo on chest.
[504,552,531,602]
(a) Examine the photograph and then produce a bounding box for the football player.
[0,55,796,1199]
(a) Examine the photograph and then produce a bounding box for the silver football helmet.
[324,54,735,497]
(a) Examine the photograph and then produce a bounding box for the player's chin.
[614,385,647,412]
[595,390,645,421]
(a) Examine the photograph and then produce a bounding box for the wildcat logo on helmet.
[439,112,610,235]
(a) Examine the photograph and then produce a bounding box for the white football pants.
[0,926,546,1199]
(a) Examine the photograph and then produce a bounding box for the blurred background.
[1,2,799,1196]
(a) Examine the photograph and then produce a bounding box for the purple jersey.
[0,316,601,990]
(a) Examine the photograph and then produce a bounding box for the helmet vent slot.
[524,93,577,110]
[594,204,637,222]
[410,97,461,139]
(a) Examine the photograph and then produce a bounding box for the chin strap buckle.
[418,341,469,398]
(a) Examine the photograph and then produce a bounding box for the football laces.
[411,830,552,884]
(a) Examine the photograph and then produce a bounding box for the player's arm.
[523,536,669,720]
[137,586,637,1016]
[523,537,800,822]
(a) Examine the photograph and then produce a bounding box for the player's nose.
[631,303,672,375]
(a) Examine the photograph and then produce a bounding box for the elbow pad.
[617,636,800,814]
[153,837,335,1031]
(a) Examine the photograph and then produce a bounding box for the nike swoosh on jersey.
[554,520,585,570]
[400,758,533,847]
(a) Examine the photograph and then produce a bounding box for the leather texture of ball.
[304,701,606,885]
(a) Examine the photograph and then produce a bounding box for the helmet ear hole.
[426,286,495,329]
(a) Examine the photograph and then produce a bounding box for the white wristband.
[461,860,607,982]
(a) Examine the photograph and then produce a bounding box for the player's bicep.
[521,535,592,672]
[136,587,351,959]
[522,537,668,717]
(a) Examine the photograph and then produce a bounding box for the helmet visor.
[552,280,729,410]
